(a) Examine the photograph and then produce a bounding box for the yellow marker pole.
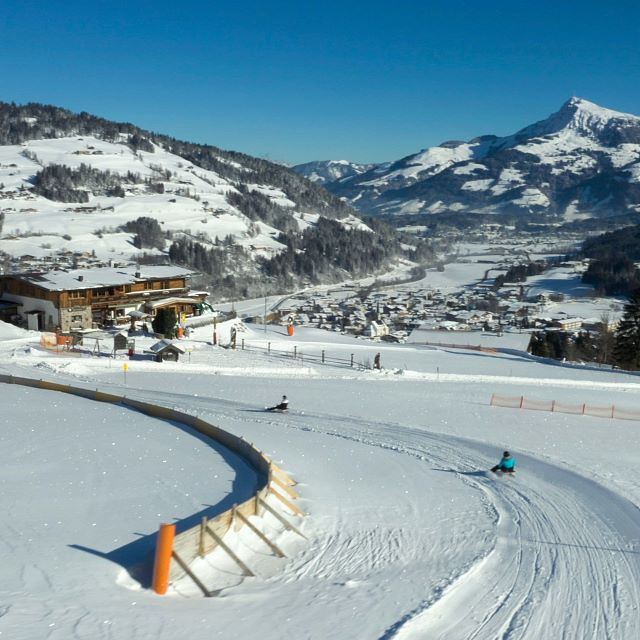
[123,362,129,385]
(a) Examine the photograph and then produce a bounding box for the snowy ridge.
[513,97,640,140]
[316,97,640,221]
[291,159,377,184]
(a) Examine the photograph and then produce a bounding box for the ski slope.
[0,320,639,639]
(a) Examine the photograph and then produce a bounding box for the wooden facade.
[0,269,206,332]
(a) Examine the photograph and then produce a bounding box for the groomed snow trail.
[391,451,640,639]
[5,354,638,640]
[122,386,640,639]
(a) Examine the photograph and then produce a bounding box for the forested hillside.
[581,225,640,295]
[0,102,427,299]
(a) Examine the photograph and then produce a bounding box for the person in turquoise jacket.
[491,451,516,474]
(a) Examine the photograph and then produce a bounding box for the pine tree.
[152,308,177,338]
[613,290,640,369]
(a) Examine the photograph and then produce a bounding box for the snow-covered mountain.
[318,98,640,221]
[292,159,379,184]
[0,103,406,296]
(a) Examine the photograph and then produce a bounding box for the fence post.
[582,403,586,415]
[152,523,176,595]
[490,394,495,406]
[611,405,615,419]
[551,400,555,412]
[199,516,207,557]
[322,350,325,364]
[241,338,245,350]
[519,396,524,409]
[268,342,271,354]
[294,346,297,359]
[350,353,354,368]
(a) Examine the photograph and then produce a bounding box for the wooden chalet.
[0,266,207,332]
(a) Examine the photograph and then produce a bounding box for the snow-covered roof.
[10,266,193,292]
[145,296,201,309]
[148,339,186,354]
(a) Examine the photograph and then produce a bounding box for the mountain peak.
[517,97,640,141]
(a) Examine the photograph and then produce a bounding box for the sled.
[491,469,516,479]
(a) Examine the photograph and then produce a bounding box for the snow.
[361,138,495,187]
[1,259,640,638]
[342,97,640,218]
[0,135,309,262]
[13,265,192,291]
[452,163,487,175]
[460,179,494,192]
[490,168,525,195]
[510,97,640,144]
[510,188,550,208]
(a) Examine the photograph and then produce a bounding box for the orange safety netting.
[490,394,640,422]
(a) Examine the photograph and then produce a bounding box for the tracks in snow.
[100,388,640,638]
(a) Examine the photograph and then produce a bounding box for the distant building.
[554,317,583,331]
[0,266,207,332]
[366,320,389,338]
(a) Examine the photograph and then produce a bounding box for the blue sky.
[2,1,639,164]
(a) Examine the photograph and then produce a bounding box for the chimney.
[77,275,84,282]
[135,271,141,279]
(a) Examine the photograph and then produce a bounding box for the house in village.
[553,316,584,331]
[0,265,207,332]
[366,320,390,338]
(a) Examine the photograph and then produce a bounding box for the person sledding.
[267,395,289,412]
[491,450,516,474]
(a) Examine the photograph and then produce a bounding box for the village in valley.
[0,226,624,363]
[271,254,621,351]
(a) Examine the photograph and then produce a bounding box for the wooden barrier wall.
[0,373,304,594]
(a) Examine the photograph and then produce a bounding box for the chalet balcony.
[68,286,191,307]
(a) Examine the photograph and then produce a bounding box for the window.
[69,290,84,299]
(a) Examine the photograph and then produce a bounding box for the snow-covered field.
[0,316,639,639]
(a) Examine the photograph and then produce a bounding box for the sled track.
[16,374,638,640]
[392,462,640,640]
[137,390,640,640]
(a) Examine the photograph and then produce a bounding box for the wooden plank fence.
[0,373,307,596]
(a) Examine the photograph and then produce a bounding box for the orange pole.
[152,523,176,595]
